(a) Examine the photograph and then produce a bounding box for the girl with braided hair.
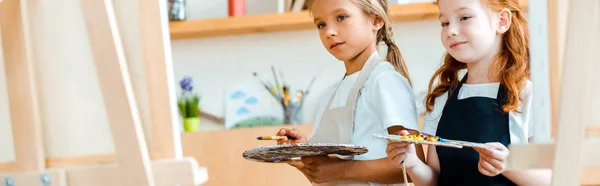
[274,0,422,185]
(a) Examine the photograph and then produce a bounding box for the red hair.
[426,0,530,113]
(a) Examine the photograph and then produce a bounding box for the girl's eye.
[337,15,347,21]
[460,16,471,21]
[441,22,449,27]
[317,22,326,29]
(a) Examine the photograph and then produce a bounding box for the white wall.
[0,0,445,162]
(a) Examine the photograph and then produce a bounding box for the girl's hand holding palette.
[372,133,491,149]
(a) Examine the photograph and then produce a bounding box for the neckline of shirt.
[343,51,381,79]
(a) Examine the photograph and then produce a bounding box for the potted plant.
[178,76,201,132]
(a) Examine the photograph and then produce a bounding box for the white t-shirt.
[421,80,533,144]
[311,52,419,186]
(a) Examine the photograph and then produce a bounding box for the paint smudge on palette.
[242,143,368,163]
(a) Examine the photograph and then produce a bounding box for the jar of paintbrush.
[283,89,305,125]
[252,66,317,125]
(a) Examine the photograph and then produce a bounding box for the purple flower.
[180,76,194,92]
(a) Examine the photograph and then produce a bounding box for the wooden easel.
[507,0,600,185]
[0,0,207,185]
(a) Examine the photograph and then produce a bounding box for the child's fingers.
[288,161,305,168]
[303,168,317,181]
[276,137,290,145]
[390,146,410,156]
[478,149,505,170]
[301,156,316,165]
[391,153,407,166]
[277,128,285,134]
[478,161,494,176]
[478,160,498,176]
[386,143,409,155]
[485,142,507,150]
[276,128,308,144]
[483,143,510,156]
[287,128,304,139]
[387,139,411,145]
[398,130,410,136]
[478,146,508,160]
[305,165,316,172]
[276,136,290,145]
[389,147,408,161]
[276,128,288,144]
[387,141,410,148]
[276,128,288,136]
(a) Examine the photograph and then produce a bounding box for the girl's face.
[311,0,381,61]
[438,0,502,64]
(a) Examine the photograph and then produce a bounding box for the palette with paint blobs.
[373,133,489,149]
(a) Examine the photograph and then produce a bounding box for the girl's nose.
[447,24,459,38]
[326,26,337,37]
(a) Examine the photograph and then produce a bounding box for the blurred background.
[0,0,584,185]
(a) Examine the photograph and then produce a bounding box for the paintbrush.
[279,70,287,87]
[279,70,291,105]
[271,66,282,98]
[297,76,315,105]
[296,90,304,105]
[253,72,280,99]
[283,85,290,106]
[402,163,409,185]
[304,71,318,95]
[256,135,297,140]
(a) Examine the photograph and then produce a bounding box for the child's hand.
[386,130,418,169]
[474,142,510,177]
[302,156,347,183]
[275,128,308,169]
[276,128,308,145]
[288,160,305,169]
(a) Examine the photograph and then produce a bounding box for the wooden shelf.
[169,2,528,39]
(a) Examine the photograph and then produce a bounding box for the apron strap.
[346,60,382,106]
[323,55,383,110]
[323,74,346,110]
[448,73,468,102]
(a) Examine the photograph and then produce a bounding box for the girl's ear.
[373,16,384,31]
[497,8,512,34]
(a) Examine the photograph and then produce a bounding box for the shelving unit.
[169,2,529,39]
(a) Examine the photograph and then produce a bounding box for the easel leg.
[0,0,45,172]
[81,0,155,185]
[547,0,569,139]
[551,1,598,185]
[139,0,182,159]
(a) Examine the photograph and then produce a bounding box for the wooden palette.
[242,143,368,163]
[372,133,489,149]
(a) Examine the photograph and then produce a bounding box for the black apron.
[435,74,516,186]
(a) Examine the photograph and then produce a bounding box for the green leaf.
[178,99,187,118]
[176,92,201,118]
